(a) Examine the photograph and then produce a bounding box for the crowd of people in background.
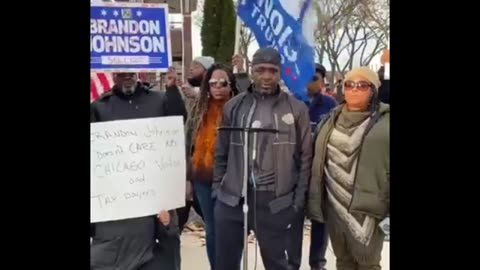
[91,48,390,270]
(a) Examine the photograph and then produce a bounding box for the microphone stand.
[217,126,279,270]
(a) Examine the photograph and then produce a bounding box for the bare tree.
[237,24,255,73]
[360,0,390,47]
[314,0,358,86]
[193,0,205,28]
[314,0,388,87]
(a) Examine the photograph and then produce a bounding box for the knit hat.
[193,56,215,70]
[251,47,281,67]
[344,67,381,90]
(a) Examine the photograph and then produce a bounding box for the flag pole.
[233,13,242,73]
[233,7,249,269]
[181,0,186,83]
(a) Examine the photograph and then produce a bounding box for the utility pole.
[182,0,193,82]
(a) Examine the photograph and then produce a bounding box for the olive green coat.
[308,103,390,223]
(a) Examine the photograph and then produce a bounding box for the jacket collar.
[309,92,325,106]
[111,83,148,100]
[246,83,287,104]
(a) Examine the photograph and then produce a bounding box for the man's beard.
[187,75,203,87]
[253,83,278,95]
[122,85,135,95]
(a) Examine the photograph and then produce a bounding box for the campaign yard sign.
[90,2,172,72]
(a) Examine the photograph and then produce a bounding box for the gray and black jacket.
[213,84,313,213]
[90,83,184,270]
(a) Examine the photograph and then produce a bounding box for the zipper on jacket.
[242,98,257,196]
[273,114,280,140]
[239,113,246,143]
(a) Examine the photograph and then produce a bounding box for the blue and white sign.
[238,0,316,101]
[90,3,172,72]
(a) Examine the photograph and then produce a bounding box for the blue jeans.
[193,181,216,269]
[309,220,329,270]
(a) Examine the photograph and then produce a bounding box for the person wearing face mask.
[308,67,390,270]
[213,47,313,270]
[184,63,239,270]
[90,72,187,270]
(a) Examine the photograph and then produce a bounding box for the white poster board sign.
[90,116,186,223]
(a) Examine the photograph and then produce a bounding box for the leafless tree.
[193,0,205,28]
[314,0,388,87]
[238,24,255,74]
[360,0,390,47]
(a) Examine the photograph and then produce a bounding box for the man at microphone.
[213,47,313,270]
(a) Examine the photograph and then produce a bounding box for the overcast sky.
[185,14,382,71]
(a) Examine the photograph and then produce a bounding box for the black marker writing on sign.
[91,194,117,208]
[144,125,163,138]
[95,145,124,161]
[155,157,181,171]
[129,142,156,154]
[165,139,177,147]
[91,129,138,142]
[124,189,156,200]
[91,194,105,208]
[129,174,146,184]
[94,160,146,178]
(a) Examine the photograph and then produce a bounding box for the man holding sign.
[90,72,186,270]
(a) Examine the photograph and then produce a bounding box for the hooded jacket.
[308,103,390,223]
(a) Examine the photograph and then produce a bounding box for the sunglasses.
[208,79,230,88]
[344,81,372,91]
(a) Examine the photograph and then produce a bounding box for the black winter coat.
[90,83,185,270]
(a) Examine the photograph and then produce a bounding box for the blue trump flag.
[90,3,171,72]
[238,0,315,101]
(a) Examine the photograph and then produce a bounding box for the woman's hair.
[202,63,238,97]
[186,63,238,145]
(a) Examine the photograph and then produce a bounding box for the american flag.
[90,72,150,102]
[91,72,114,102]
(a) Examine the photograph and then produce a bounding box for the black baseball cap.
[315,64,326,79]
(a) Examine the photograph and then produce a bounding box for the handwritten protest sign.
[90,116,186,223]
[90,2,172,72]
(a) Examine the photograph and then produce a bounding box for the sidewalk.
[180,232,390,270]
